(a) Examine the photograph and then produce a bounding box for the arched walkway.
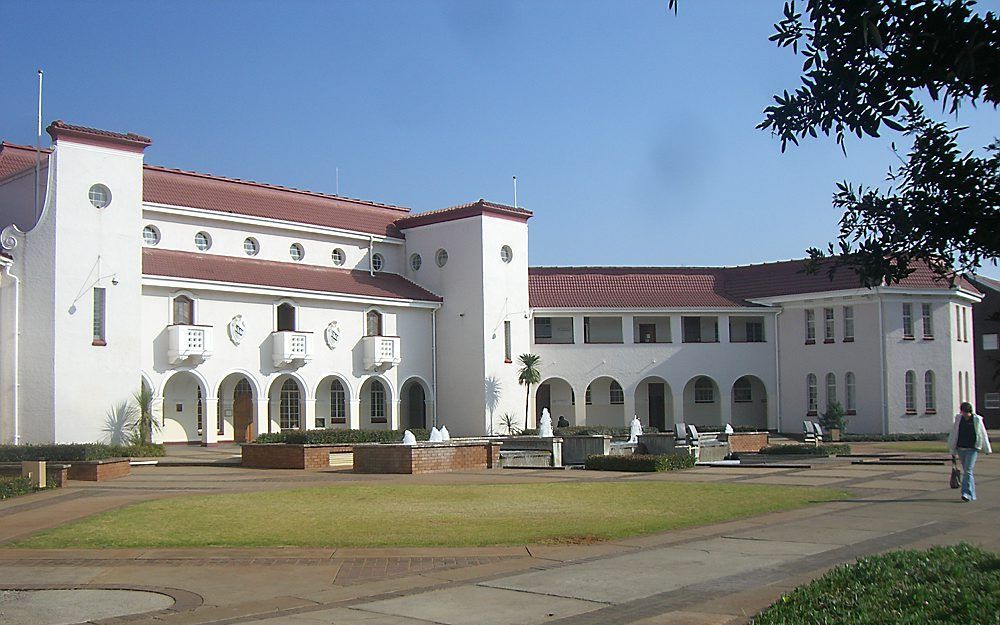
[218,372,258,442]
[634,376,673,431]
[399,377,429,430]
[162,371,209,442]
[535,377,575,427]
[360,376,392,429]
[267,374,305,432]
[683,375,721,426]
[585,376,626,427]
[731,375,767,429]
[316,375,351,429]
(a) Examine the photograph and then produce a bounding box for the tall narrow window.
[370,380,386,423]
[958,371,964,401]
[277,303,296,331]
[902,303,914,339]
[904,370,916,414]
[826,373,837,410]
[921,303,934,339]
[806,373,817,415]
[805,310,816,343]
[196,386,203,432]
[956,305,961,341]
[92,287,107,345]
[330,379,346,424]
[824,308,835,342]
[845,372,856,413]
[924,371,936,413]
[694,377,715,403]
[279,379,300,429]
[733,377,752,403]
[366,310,383,337]
[963,371,970,402]
[843,306,854,341]
[610,381,624,404]
[173,295,194,325]
[961,307,968,342]
[585,384,592,405]
[503,320,512,362]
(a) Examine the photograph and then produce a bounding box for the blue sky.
[2,1,997,278]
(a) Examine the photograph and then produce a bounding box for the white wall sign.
[324,321,341,349]
[228,314,246,345]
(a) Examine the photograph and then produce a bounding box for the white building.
[0,121,982,444]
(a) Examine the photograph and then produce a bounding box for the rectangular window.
[824,308,835,342]
[956,305,961,341]
[638,323,656,343]
[805,309,815,343]
[843,306,854,342]
[745,321,764,343]
[985,393,1000,410]
[964,370,970,402]
[984,334,999,351]
[921,303,933,339]
[924,372,936,413]
[504,320,512,362]
[92,287,106,345]
[609,383,624,404]
[534,317,552,340]
[962,307,969,342]
[845,373,856,413]
[902,303,914,339]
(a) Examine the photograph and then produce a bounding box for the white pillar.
[672,387,686,425]
[152,395,165,444]
[623,392,636,427]
[574,386,588,426]
[573,316,585,344]
[720,383,733,427]
[391,400,401,430]
[252,399,264,439]
[303,398,316,431]
[622,315,634,345]
[202,396,218,445]
[719,315,731,344]
[348,399,361,430]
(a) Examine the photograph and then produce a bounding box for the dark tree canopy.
[758,0,1000,284]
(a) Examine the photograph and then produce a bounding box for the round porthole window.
[500,245,513,263]
[332,248,346,266]
[372,253,385,272]
[436,248,449,267]
[244,237,259,256]
[88,184,111,208]
[194,231,212,251]
[410,253,422,271]
[142,225,160,246]
[289,243,304,261]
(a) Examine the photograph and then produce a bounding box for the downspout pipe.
[431,305,439,428]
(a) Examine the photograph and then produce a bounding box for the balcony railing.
[363,335,401,370]
[272,331,313,368]
[167,325,214,365]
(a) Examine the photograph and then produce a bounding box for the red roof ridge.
[47,120,152,149]
[142,163,413,214]
[1,141,52,154]
[396,198,532,229]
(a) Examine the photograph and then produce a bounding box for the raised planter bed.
[0,462,70,487]
[489,436,563,467]
[241,444,352,469]
[353,441,501,474]
[67,457,131,481]
[561,435,612,465]
[636,433,676,456]
[727,431,769,453]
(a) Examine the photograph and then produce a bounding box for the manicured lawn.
[12,482,848,549]
[750,544,1000,625]
[872,441,950,454]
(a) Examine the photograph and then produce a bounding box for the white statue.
[402,430,417,445]
[538,408,554,438]
[627,415,643,444]
[440,425,451,441]
[429,427,443,442]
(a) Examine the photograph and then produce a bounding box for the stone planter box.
[490,437,563,467]
[727,432,769,453]
[67,458,131,481]
[241,444,352,470]
[637,433,677,456]
[0,462,70,487]
[696,442,731,463]
[561,436,612,465]
[353,441,501,474]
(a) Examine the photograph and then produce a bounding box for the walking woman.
[947,402,993,502]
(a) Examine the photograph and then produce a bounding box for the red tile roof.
[969,274,1000,293]
[0,142,48,180]
[142,165,411,239]
[47,120,152,152]
[395,199,532,229]
[530,259,979,309]
[143,248,441,302]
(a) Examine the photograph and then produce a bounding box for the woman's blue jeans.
[957,448,978,501]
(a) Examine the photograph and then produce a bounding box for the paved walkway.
[0,446,996,625]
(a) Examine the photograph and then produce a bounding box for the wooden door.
[233,395,253,443]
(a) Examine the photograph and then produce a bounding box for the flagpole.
[34,69,43,221]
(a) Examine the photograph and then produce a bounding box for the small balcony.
[272,331,313,368]
[363,335,401,370]
[167,325,214,365]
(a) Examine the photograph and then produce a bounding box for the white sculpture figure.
[440,425,451,441]
[724,423,734,434]
[429,427,443,442]
[628,415,643,444]
[402,430,417,445]
[538,408,554,438]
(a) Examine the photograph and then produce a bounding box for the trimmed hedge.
[0,476,33,500]
[750,544,1000,625]
[689,424,763,433]
[521,425,660,437]
[254,429,432,445]
[841,432,947,442]
[0,443,165,462]
[585,453,696,472]
[758,443,851,456]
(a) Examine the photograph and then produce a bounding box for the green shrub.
[820,401,848,431]
[585,453,695,472]
[0,443,164,462]
[0,476,34,500]
[522,425,660,437]
[758,443,851,456]
[254,429,431,445]
[841,432,947,442]
[689,424,762,433]
[751,544,1000,625]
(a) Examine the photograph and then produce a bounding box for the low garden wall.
[637,433,676,456]
[727,432,769,453]
[0,462,70,487]
[67,458,132,481]
[562,435,611,465]
[241,444,353,469]
[353,441,501,474]
[489,436,563,467]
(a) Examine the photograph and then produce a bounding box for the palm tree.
[133,385,160,445]
[516,354,541,431]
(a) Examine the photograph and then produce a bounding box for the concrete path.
[0,446,996,625]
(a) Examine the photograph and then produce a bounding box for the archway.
[360,377,392,429]
[585,376,626,427]
[731,375,767,429]
[218,373,258,442]
[634,377,673,431]
[535,377,575,427]
[267,375,305,432]
[316,375,351,429]
[682,375,721,426]
[162,371,208,443]
[399,378,429,430]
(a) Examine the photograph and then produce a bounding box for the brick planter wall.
[67,458,131,481]
[0,463,70,487]
[353,442,501,474]
[728,432,769,453]
[241,444,353,469]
